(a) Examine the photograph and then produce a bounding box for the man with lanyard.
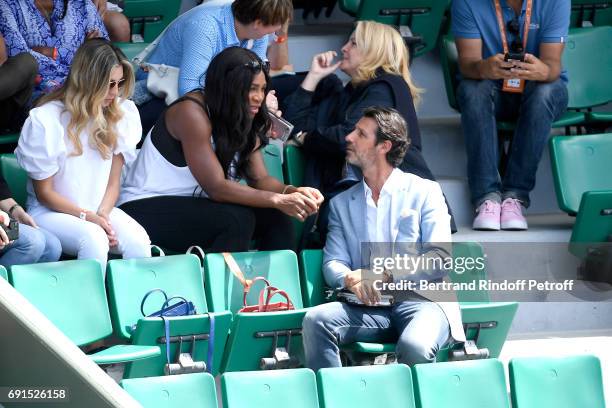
[452,0,570,231]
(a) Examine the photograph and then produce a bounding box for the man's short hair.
[232,0,292,26]
[362,106,411,167]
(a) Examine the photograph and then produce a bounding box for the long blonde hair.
[37,39,134,159]
[350,20,423,106]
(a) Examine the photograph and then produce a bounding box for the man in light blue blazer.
[302,107,465,370]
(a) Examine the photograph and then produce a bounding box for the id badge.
[503,78,525,93]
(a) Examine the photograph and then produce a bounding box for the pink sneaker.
[500,198,528,230]
[473,200,501,230]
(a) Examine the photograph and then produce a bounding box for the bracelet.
[7,203,20,216]
[282,184,295,194]
[52,47,58,61]
[274,34,288,44]
[79,209,88,220]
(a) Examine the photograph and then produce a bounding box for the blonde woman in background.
[16,38,151,268]
[283,20,455,244]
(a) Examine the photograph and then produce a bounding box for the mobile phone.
[504,52,525,63]
[1,218,19,241]
[268,112,294,142]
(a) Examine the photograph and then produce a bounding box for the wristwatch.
[273,32,288,44]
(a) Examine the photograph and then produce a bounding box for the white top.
[118,129,240,205]
[364,168,404,243]
[16,99,141,216]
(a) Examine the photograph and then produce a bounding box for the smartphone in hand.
[268,112,294,142]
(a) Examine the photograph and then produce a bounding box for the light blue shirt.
[451,0,570,81]
[146,3,270,95]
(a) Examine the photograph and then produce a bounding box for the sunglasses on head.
[108,78,126,90]
[506,17,524,53]
[243,60,270,73]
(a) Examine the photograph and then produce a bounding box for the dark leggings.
[0,53,38,131]
[120,196,295,253]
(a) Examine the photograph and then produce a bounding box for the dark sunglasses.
[506,17,524,53]
[108,78,126,90]
[243,60,270,73]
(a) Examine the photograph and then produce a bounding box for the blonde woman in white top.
[16,39,151,268]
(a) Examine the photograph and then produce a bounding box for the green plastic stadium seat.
[299,249,326,308]
[204,250,306,372]
[413,359,510,408]
[337,0,451,57]
[283,144,307,248]
[571,0,612,27]
[122,0,181,42]
[123,313,231,378]
[509,355,606,408]
[106,254,231,377]
[317,365,415,408]
[113,41,150,60]
[9,260,159,365]
[263,143,284,183]
[0,154,28,207]
[107,254,209,340]
[450,242,490,303]
[0,133,19,145]
[121,373,218,408]
[549,133,612,214]
[0,265,7,281]
[222,368,319,408]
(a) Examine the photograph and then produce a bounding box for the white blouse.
[15,99,141,215]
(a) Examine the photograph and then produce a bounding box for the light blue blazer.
[322,170,465,341]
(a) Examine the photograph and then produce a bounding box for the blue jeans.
[0,224,62,268]
[302,300,450,371]
[457,79,568,207]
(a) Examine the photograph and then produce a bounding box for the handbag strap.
[222,252,251,287]
[245,276,271,308]
[263,288,293,312]
[206,313,215,373]
[141,288,168,317]
[132,23,172,66]
[187,246,206,265]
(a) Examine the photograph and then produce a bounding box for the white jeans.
[33,207,151,268]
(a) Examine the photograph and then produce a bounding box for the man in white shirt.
[302,107,464,370]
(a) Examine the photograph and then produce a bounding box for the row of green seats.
[441,26,612,130]
[121,355,606,408]
[7,243,517,378]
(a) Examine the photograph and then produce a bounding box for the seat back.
[509,355,606,408]
[113,41,150,60]
[450,242,490,303]
[562,27,612,109]
[204,250,303,313]
[124,312,232,378]
[284,144,306,187]
[343,0,450,57]
[121,372,218,407]
[317,364,416,408]
[0,154,28,207]
[549,133,612,214]
[222,368,320,408]
[10,260,112,346]
[122,0,181,42]
[0,265,7,281]
[107,254,208,339]
[570,0,612,27]
[299,249,326,307]
[413,359,510,408]
[570,190,612,246]
[440,35,459,111]
[263,143,284,183]
[205,250,306,372]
